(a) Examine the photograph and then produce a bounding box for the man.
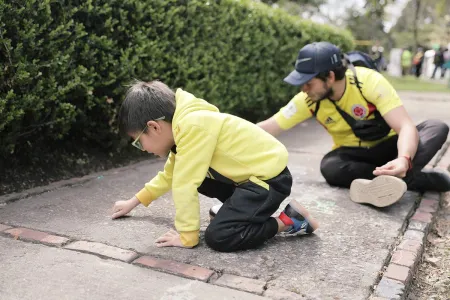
[258,41,450,207]
[412,47,425,78]
[401,47,412,76]
[431,46,445,79]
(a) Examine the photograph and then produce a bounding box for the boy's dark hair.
[314,64,347,82]
[118,80,176,136]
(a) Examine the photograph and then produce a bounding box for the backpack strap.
[345,56,377,108]
[312,99,320,117]
[329,100,356,127]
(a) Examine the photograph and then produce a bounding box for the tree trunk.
[413,0,421,50]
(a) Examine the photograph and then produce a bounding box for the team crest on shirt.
[282,101,297,119]
[351,104,367,118]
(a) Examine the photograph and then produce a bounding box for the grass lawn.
[382,73,450,93]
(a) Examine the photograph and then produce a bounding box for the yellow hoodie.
[136,89,288,247]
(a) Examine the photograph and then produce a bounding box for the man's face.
[300,78,332,102]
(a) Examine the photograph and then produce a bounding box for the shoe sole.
[287,200,320,232]
[350,175,407,207]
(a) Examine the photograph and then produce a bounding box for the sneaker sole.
[287,200,320,232]
[350,175,407,207]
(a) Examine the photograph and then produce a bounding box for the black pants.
[415,63,422,78]
[199,168,292,252]
[320,120,449,189]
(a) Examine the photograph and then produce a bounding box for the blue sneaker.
[283,201,319,235]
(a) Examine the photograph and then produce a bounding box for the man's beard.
[313,81,334,102]
[317,87,333,101]
[308,81,333,102]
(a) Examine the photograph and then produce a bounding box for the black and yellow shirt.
[274,67,402,149]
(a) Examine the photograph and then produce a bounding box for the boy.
[112,80,319,252]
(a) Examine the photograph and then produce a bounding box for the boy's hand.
[156,230,191,248]
[111,197,140,219]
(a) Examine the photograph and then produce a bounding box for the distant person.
[373,46,387,71]
[401,47,412,76]
[412,47,425,78]
[442,48,449,78]
[431,47,445,79]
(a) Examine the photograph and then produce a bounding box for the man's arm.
[360,69,418,178]
[373,106,418,177]
[258,93,313,135]
[257,117,285,137]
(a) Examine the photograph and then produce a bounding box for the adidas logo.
[325,117,335,124]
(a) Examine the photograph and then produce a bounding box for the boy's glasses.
[131,116,165,151]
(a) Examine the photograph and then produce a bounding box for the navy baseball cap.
[284,42,343,86]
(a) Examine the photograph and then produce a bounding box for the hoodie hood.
[172,88,219,127]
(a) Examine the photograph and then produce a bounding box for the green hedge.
[0,0,354,159]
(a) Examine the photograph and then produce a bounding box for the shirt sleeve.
[272,93,313,130]
[172,124,217,247]
[361,71,403,116]
[135,152,175,207]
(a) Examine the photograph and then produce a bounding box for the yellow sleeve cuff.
[135,187,153,207]
[179,230,199,248]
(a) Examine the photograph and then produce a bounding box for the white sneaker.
[209,204,223,220]
[350,175,407,207]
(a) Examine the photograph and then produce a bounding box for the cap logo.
[331,54,339,64]
[296,57,312,66]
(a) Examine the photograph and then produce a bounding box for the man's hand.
[373,157,410,178]
[156,229,191,248]
[111,196,140,219]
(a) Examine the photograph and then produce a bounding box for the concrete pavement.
[1,91,450,300]
[0,236,265,300]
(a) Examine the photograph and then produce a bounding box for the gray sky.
[313,0,410,31]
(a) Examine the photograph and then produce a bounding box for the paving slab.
[0,237,263,300]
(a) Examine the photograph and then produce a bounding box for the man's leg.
[319,140,397,188]
[432,65,439,79]
[320,138,407,207]
[204,168,317,252]
[405,120,450,192]
[415,64,422,78]
[320,149,375,188]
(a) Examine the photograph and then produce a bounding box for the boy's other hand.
[111,197,140,219]
[156,230,191,248]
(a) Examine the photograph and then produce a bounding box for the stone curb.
[65,240,139,263]
[0,158,164,204]
[0,227,71,247]
[211,273,266,295]
[370,144,450,300]
[0,223,283,297]
[371,194,440,300]
[133,255,215,282]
